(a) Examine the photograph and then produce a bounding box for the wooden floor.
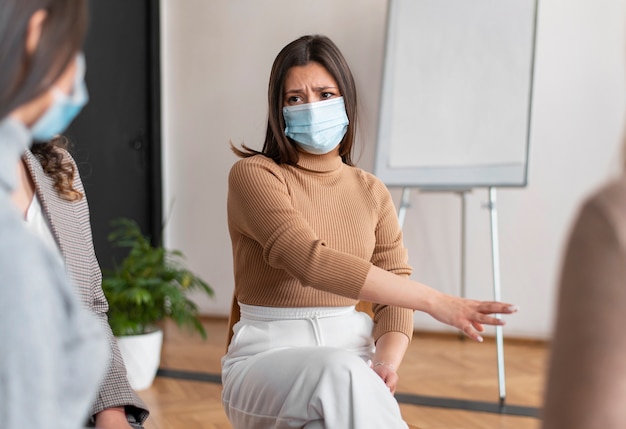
[137,318,547,429]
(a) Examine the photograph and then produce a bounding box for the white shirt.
[24,193,63,263]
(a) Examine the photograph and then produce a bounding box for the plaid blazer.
[23,149,149,428]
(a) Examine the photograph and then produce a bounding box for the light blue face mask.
[283,96,349,155]
[31,53,89,142]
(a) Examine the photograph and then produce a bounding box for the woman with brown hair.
[222,34,518,428]
[1,1,148,428]
[15,138,149,428]
[0,1,108,428]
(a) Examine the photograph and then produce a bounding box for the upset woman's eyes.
[284,91,339,105]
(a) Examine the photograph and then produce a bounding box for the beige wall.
[161,0,626,339]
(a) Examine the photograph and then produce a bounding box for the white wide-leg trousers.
[221,304,408,429]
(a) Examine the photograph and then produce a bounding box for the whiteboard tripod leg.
[397,187,411,229]
[457,191,469,340]
[459,191,468,300]
[488,187,507,405]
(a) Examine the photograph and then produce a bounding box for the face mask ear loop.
[51,53,86,97]
[68,53,87,101]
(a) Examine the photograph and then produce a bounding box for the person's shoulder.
[230,154,283,179]
[230,154,280,173]
[599,173,626,199]
[584,174,626,214]
[577,173,626,243]
[232,154,278,168]
[351,165,390,194]
[27,143,77,166]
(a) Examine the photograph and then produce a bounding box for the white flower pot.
[116,328,163,391]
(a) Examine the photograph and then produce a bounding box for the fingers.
[462,323,484,342]
[471,321,485,332]
[385,372,399,394]
[477,302,519,315]
[433,296,519,342]
[474,313,506,327]
[462,303,519,342]
[371,363,399,393]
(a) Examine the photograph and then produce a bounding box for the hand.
[94,407,133,429]
[371,361,399,394]
[428,292,519,342]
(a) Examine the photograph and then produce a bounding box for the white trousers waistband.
[238,302,355,321]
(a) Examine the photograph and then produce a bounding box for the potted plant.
[102,218,213,390]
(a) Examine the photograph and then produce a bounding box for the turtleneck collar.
[295,149,344,173]
[0,117,31,192]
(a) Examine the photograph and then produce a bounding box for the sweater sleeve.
[368,177,414,341]
[228,157,372,299]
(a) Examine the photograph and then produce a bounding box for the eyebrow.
[284,85,338,95]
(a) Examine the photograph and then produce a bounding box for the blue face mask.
[283,96,349,155]
[31,54,89,142]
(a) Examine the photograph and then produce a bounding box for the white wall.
[161,0,626,340]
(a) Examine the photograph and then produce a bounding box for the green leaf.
[102,217,214,338]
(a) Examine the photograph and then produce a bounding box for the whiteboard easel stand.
[397,186,507,405]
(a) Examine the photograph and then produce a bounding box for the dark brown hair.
[0,0,88,119]
[232,34,358,166]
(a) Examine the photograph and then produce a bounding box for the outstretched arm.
[361,265,518,342]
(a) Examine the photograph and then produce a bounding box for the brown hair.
[0,0,88,119]
[232,35,358,166]
[31,138,83,201]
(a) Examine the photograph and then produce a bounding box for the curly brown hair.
[30,136,83,201]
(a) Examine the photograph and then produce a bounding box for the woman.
[541,144,626,428]
[0,1,109,428]
[222,34,518,428]
[6,3,150,429]
[15,141,150,428]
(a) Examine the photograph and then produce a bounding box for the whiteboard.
[374,0,538,189]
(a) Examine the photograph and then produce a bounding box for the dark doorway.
[65,0,162,270]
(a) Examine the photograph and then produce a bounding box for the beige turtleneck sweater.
[227,150,414,341]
